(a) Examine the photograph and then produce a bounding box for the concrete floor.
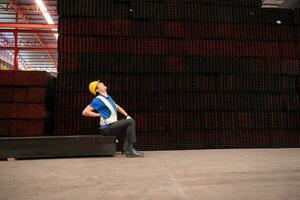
[0,148,300,200]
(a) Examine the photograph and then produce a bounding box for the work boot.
[125,148,144,157]
[125,143,144,157]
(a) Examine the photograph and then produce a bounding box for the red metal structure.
[0,0,58,72]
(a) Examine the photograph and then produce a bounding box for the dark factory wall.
[55,0,300,150]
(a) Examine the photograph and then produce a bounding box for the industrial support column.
[13,31,18,70]
[13,12,18,70]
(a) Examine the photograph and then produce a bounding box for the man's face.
[96,82,107,93]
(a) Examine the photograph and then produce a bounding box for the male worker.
[82,80,144,157]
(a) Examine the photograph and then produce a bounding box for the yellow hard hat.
[88,80,99,95]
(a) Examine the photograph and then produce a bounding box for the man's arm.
[116,104,128,117]
[82,105,100,117]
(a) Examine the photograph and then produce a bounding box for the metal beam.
[0,47,57,51]
[0,23,57,29]
[27,60,54,63]
[0,29,57,33]
[27,67,56,68]
[13,18,18,70]
[0,2,57,14]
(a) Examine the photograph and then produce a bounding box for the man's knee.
[126,118,135,125]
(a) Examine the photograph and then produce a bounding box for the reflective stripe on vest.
[96,95,118,125]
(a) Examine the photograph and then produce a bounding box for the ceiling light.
[35,0,57,39]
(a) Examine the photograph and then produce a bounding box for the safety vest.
[96,95,118,126]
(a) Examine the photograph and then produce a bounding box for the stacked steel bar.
[56,0,300,150]
[0,71,55,137]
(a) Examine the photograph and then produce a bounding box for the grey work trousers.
[99,118,137,144]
